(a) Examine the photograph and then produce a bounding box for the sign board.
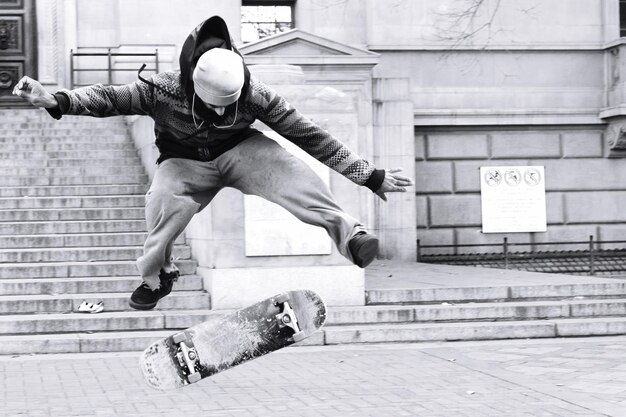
[480,166,547,233]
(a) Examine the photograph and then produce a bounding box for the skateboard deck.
[139,289,326,390]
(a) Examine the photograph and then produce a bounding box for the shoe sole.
[355,237,379,268]
[128,299,158,310]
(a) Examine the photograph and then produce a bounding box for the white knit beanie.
[193,48,244,106]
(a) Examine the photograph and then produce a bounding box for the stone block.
[491,132,561,159]
[543,159,626,191]
[564,191,626,223]
[545,192,565,224]
[199,265,365,309]
[414,134,426,161]
[414,162,453,193]
[426,134,489,160]
[562,131,603,158]
[429,195,482,227]
[415,196,428,227]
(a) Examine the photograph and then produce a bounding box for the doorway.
[0,0,36,107]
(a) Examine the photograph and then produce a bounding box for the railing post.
[155,49,159,74]
[503,237,509,269]
[589,235,595,275]
[69,49,74,89]
[107,48,113,85]
[416,239,421,262]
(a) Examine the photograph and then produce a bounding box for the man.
[12,16,413,310]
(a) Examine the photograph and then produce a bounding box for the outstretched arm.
[252,78,414,200]
[13,75,154,119]
[12,76,58,109]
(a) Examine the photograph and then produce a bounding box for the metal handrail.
[70,48,159,89]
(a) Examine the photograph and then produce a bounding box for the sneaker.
[158,269,179,298]
[129,282,162,310]
[348,232,379,268]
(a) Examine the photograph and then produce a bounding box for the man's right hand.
[12,76,58,109]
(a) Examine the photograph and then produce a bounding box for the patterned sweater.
[50,70,384,191]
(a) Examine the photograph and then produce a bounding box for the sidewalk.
[365,261,626,290]
[2,336,626,417]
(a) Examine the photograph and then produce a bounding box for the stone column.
[372,77,417,260]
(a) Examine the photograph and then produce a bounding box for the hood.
[180,16,250,112]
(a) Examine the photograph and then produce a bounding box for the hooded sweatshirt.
[47,16,385,191]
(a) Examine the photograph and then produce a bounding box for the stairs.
[0,109,206,354]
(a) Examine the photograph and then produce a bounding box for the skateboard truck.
[172,331,202,384]
[273,293,306,342]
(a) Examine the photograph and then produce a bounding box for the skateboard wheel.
[188,372,202,384]
[292,331,306,343]
[274,293,289,305]
[172,332,188,344]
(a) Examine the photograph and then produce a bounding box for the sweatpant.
[136,133,366,289]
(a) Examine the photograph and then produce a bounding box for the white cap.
[192,48,244,106]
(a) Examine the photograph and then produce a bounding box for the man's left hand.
[375,168,414,201]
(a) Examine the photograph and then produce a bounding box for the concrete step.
[322,317,626,344]
[0,327,323,355]
[0,310,217,336]
[0,331,178,354]
[0,275,204,296]
[0,195,145,210]
[366,282,626,305]
[3,315,626,355]
[0,150,137,161]
[328,299,626,325]
[0,220,147,235]
[0,245,190,263]
[0,259,197,279]
[0,142,133,151]
[0,291,209,315]
[0,135,129,143]
[0,123,127,131]
[0,207,145,221]
[0,157,141,168]
[0,174,148,187]
[0,184,148,198]
[0,165,145,177]
[0,232,182,249]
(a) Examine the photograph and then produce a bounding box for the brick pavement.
[3,336,626,416]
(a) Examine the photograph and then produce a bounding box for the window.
[241,0,295,43]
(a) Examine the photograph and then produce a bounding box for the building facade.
[1,0,626,268]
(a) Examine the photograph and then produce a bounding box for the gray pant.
[136,133,365,289]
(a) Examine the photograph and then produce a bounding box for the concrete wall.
[415,126,626,252]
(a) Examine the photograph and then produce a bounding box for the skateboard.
[139,289,327,390]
